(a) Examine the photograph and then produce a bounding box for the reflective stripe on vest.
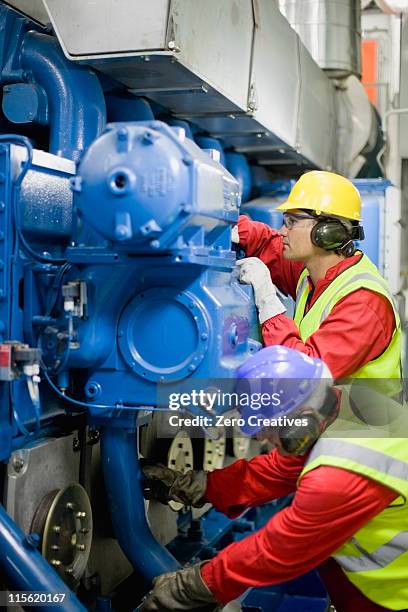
[306,439,408,482]
[300,422,408,608]
[295,269,308,306]
[293,254,401,382]
[334,532,408,572]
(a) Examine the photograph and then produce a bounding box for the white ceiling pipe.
[375,0,408,13]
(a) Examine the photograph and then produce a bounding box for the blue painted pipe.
[100,427,180,580]
[21,31,106,161]
[0,504,86,611]
[106,92,154,122]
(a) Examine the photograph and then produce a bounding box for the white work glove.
[231,225,240,244]
[236,257,286,324]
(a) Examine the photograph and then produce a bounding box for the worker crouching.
[141,346,408,612]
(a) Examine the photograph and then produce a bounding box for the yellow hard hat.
[276,171,361,221]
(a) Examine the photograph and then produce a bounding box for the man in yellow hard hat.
[233,170,401,383]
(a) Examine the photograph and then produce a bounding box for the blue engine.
[0,5,265,608]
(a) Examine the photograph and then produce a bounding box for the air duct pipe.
[279,1,362,77]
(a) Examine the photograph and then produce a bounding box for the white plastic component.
[23,364,40,377]
[203,427,226,471]
[232,426,251,460]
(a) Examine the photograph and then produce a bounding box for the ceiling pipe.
[279,1,361,78]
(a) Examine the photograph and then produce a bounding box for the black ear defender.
[278,387,339,456]
[311,219,364,255]
[278,411,321,455]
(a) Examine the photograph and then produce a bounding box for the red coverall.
[201,452,398,611]
[200,216,399,610]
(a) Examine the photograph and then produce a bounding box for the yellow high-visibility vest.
[300,410,408,609]
[294,253,401,384]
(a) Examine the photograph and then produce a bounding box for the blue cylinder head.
[72,121,240,252]
[73,121,190,246]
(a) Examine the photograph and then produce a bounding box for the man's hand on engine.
[236,257,286,324]
[139,563,219,612]
[142,463,208,507]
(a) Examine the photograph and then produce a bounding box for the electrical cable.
[0,134,33,187]
[44,262,72,316]
[10,380,40,438]
[52,312,73,373]
[41,365,171,414]
[0,134,67,264]
[34,262,73,375]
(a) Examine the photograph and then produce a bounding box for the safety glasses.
[282,212,316,229]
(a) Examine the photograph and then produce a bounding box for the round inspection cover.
[32,483,92,588]
[118,288,209,382]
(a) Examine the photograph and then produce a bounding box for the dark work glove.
[142,477,173,504]
[139,563,219,612]
[142,463,207,507]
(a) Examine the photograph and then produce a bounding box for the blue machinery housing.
[0,3,398,611]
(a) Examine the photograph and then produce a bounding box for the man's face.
[279,211,318,261]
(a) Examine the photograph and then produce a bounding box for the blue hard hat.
[236,345,331,435]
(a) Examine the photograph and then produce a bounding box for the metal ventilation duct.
[3,0,349,173]
[3,0,49,24]
[278,0,362,77]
